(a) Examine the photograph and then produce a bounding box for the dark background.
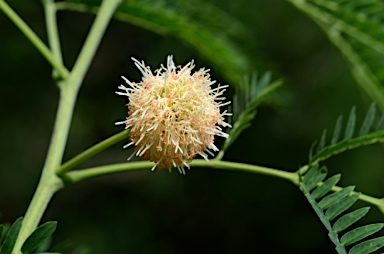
[1,0,384,253]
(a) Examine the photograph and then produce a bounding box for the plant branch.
[62,160,298,185]
[11,0,122,252]
[67,0,122,91]
[57,129,130,174]
[62,160,384,214]
[0,0,69,80]
[44,0,64,80]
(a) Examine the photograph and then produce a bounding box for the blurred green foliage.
[1,0,384,253]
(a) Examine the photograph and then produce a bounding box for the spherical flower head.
[116,55,231,174]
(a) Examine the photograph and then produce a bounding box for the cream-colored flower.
[116,56,231,174]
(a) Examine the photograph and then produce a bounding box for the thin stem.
[67,0,122,91]
[57,129,130,174]
[12,72,75,254]
[48,0,122,171]
[11,0,121,252]
[61,159,384,214]
[12,174,63,253]
[297,165,309,175]
[0,0,69,80]
[44,0,64,80]
[63,161,155,184]
[62,160,298,185]
[214,150,225,161]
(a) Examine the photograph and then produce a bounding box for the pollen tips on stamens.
[116,55,231,173]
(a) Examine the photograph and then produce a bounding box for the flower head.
[116,55,231,174]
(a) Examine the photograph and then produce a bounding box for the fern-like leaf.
[300,164,384,254]
[331,115,343,146]
[358,102,376,136]
[344,106,356,140]
[218,72,283,157]
[57,0,251,86]
[309,103,384,164]
[287,0,384,110]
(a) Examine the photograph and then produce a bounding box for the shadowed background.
[1,0,384,253]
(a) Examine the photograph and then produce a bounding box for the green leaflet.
[325,193,360,221]
[287,0,384,110]
[359,103,376,136]
[318,186,355,210]
[317,129,327,153]
[0,224,10,246]
[341,223,383,246]
[0,217,22,254]
[344,107,356,140]
[311,174,341,200]
[21,221,57,254]
[349,236,384,254]
[308,103,384,165]
[331,116,343,145]
[57,0,251,86]
[300,181,344,251]
[332,207,370,233]
[304,166,327,191]
[299,165,384,254]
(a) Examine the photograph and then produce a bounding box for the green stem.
[297,165,309,175]
[12,174,63,253]
[214,150,225,161]
[44,0,64,80]
[12,84,75,254]
[11,0,121,253]
[62,160,298,185]
[57,129,130,174]
[67,0,122,90]
[0,0,69,80]
[62,159,384,214]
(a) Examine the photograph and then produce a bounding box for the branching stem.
[44,0,64,80]
[10,0,122,252]
[57,130,130,174]
[0,0,69,80]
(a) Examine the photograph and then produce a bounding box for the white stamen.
[116,55,232,173]
[123,141,134,148]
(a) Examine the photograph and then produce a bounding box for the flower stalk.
[57,130,130,174]
[63,159,298,185]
